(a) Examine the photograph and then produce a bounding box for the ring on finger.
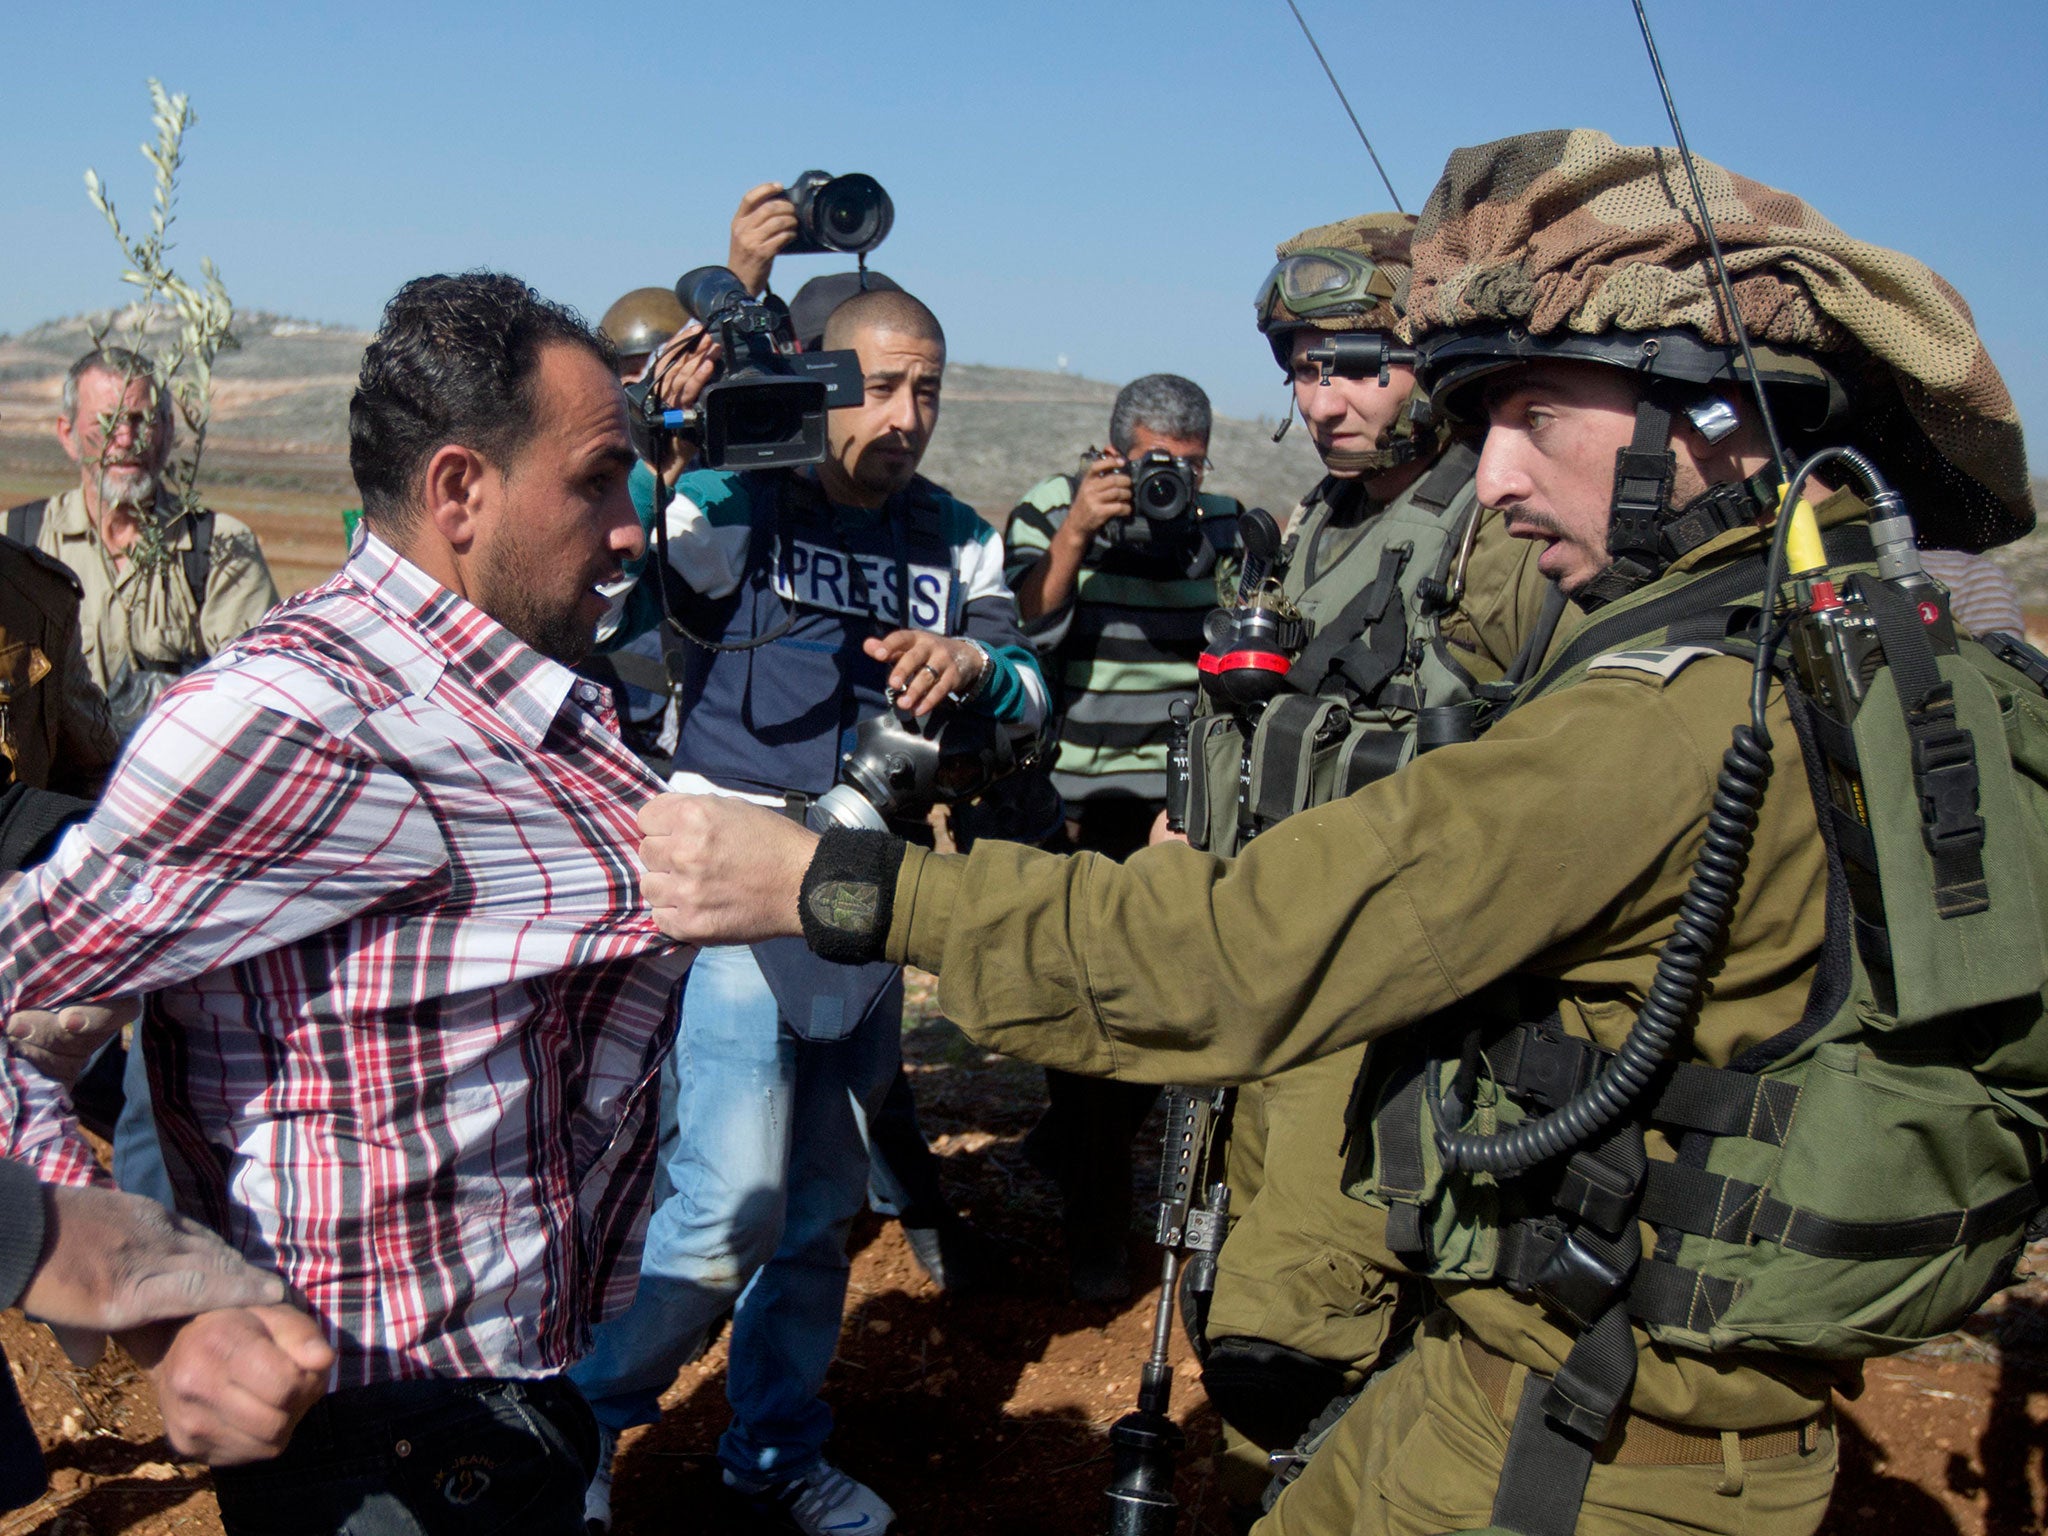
[920,663,943,682]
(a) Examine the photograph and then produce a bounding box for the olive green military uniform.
[880,512,1854,1534]
[0,537,117,798]
[1207,481,1563,1494]
[31,488,278,713]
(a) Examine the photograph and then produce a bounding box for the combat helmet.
[598,287,689,377]
[1403,128,2034,605]
[1256,213,1447,473]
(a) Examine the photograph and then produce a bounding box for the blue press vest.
[669,470,963,799]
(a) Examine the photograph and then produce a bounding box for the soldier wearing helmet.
[630,126,2041,1536]
[1178,212,1567,1512]
[597,287,689,386]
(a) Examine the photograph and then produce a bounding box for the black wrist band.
[798,828,905,965]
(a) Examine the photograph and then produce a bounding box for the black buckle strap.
[1492,1019,1801,1147]
[1495,1145,1645,1338]
[1490,1301,1638,1536]
[1641,1160,2045,1261]
[1855,575,1988,917]
[1506,1220,1745,1337]
[1604,395,1678,578]
[1525,1221,1637,1332]
[1659,474,1766,565]
[1284,543,1411,697]
[1557,1130,1647,1239]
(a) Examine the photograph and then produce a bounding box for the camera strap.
[651,470,795,658]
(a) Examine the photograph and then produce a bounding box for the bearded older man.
[7,347,278,737]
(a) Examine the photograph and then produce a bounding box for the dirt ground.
[1,981,2043,1536]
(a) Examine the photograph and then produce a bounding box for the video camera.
[629,265,866,471]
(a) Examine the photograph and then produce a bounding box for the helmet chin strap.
[1577,388,1778,611]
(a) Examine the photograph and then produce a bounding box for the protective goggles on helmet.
[1254,248,1399,332]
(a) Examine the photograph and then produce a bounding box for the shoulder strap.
[896,476,951,546]
[1407,440,1480,514]
[5,501,47,550]
[1284,543,1411,699]
[182,509,215,607]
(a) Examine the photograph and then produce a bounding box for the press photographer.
[1001,373,1242,1299]
[572,275,1046,1536]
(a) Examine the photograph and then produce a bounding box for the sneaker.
[723,1457,897,1535]
[584,1423,617,1534]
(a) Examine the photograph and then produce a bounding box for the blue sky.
[5,0,2044,439]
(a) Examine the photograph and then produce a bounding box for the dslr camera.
[631,265,865,471]
[1084,448,1201,549]
[784,170,895,257]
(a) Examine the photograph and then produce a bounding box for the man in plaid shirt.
[0,273,687,1534]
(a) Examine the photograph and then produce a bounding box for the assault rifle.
[1102,1086,1233,1535]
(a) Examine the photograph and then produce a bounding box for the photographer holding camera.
[1002,373,1241,1299]
[571,272,1045,1535]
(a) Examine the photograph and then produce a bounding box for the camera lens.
[675,265,751,324]
[727,394,803,449]
[801,173,895,255]
[1131,458,1193,521]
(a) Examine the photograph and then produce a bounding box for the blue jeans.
[569,944,901,1478]
[112,1035,177,1209]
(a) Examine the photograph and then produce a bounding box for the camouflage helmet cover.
[598,287,688,360]
[1401,128,2032,551]
[1260,212,1416,350]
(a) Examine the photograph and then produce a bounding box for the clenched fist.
[638,794,817,946]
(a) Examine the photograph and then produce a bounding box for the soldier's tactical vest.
[1185,442,1487,855]
[1347,529,2048,1367]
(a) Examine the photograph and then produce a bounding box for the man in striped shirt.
[1002,373,1240,1299]
[0,273,685,1535]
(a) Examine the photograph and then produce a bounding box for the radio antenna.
[1280,0,1405,213]
[1630,0,1788,487]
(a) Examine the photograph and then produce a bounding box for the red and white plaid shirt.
[0,532,691,1386]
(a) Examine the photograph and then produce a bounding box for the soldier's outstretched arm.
[641,665,1770,1084]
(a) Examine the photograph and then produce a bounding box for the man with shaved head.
[570,278,1046,1534]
